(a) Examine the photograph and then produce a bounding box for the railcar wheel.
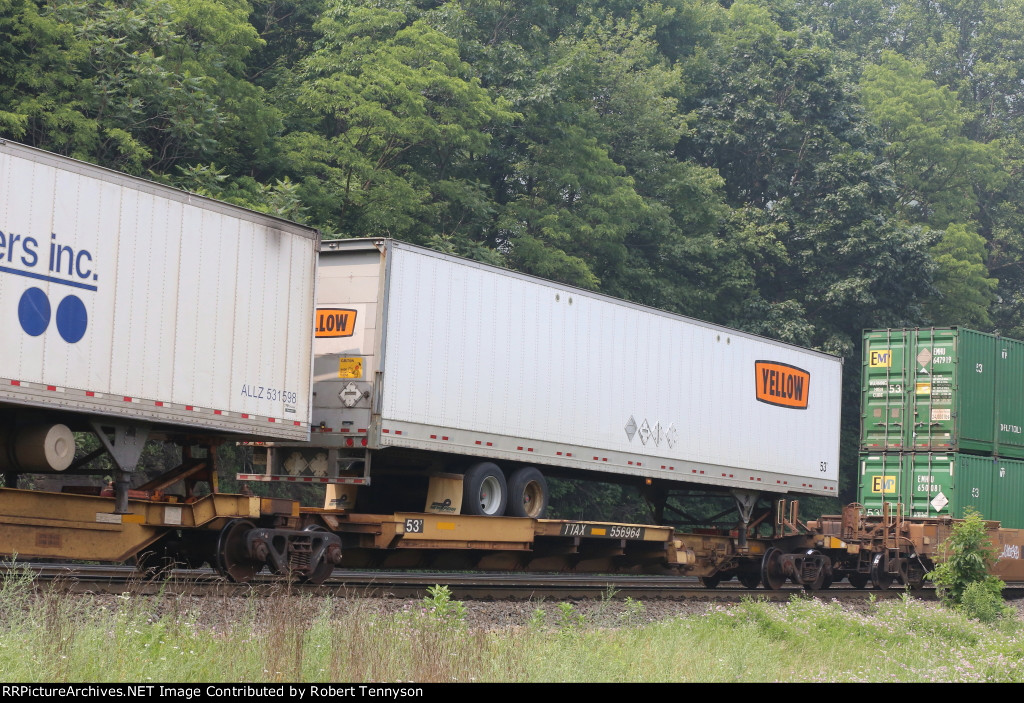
[761,547,787,591]
[699,574,722,589]
[215,519,261,583]
[507,467,548,518]
[738,571,761,589]
[871,553,893,590]
[847,572,869,589]
[462,462,508,516]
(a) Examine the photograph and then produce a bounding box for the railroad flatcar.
[0,141,1022,590]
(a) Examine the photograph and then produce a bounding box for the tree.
[0,0,279,174]
[860,51,1002,326]
[925,224,997,327]
[860,51,1004,228]
[680,1,934,353]
[0,0,91,153]
[279,0,515,240]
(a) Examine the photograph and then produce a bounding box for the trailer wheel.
[906,559,928,591]
[507,467,548,518]
[462,462,508,516]
[215,519,261,583]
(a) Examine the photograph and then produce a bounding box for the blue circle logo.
[18,287,51,336]
[56,295,88,343]
[16,289,88,343]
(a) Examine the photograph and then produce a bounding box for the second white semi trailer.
[245,238,842,527]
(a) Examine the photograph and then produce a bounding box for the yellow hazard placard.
[338,357,363,379]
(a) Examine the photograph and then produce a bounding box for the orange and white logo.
[314,308,357,338]
[755,361,810,409]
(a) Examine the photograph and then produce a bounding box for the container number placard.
[559,523,645,540]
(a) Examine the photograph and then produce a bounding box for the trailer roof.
[0,140,320,242]
[320,237,843,365]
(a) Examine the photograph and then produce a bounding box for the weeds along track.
[4,562,995,601]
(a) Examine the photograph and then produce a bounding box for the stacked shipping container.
[858,328,1024,528]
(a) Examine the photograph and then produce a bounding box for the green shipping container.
[861,328,1024,457]
[857,452,1024,529]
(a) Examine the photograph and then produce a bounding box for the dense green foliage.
[929,509,1012,622]
[6,0,1024,503]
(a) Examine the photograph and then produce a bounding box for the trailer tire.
[507,467,548,518]
[462,462,508,516]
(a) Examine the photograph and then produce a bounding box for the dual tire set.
[461,462,548,518]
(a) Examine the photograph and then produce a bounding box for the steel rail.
[2,562,994,601]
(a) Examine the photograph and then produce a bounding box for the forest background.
[2,0,1018,517]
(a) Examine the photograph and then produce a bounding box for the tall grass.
[0,573,1021,683]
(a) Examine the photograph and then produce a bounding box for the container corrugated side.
[910,328,994,454]
[861,331,912,450]
[861,328,1015,455]
[857,452,1024,528]
[375,242,842,496]
[996,337,1024,458]
[992,457,1024,529]
[0,142,318,440]
[857,453,911,514]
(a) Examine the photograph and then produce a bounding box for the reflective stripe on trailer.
[237,474,367,484]
[0,377,303,429]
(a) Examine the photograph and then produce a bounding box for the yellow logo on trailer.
[315,308,357,338]
[871,476,896,494]
[870,350,892,367]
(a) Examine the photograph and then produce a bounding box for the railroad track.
[6,562,1009,601]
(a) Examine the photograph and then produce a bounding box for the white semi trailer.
[246,238,842,533]
[0,140,319,512]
